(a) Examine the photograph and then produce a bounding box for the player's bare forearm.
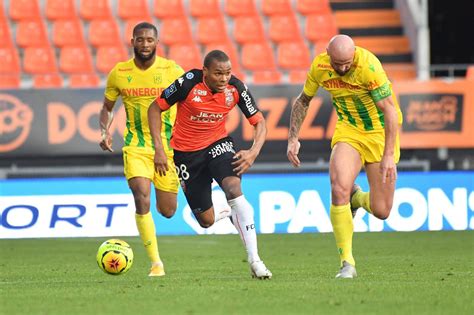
[148,101,169,175]
[376,97,398,157]
[249,119,267,157]
[99,98,115,152]
[147,101,164,151]
[288,92,312,141]
[233,119,266,175]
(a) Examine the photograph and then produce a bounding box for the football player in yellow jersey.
[287,35,403,278]
[99,22,184,277]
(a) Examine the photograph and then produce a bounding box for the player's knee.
[372,203,392,220]
[157,206,176,219]
[197,218,214,228]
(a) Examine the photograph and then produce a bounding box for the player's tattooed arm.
[287,91,313,168]
[288,91,313,140]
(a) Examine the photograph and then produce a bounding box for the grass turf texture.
[1,231,472,315]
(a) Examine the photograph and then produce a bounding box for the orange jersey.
[155,69,263,151]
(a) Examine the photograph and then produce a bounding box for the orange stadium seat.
[289,70,308,83]
[160,18,193,46]
[16,20,49,48]
[59,46,95,74]
[204,41,240,69]
[224,0,257,17]
[117,0,151,20]
[189,0,222,18]
[33,74,64,88]
[305,13,338,44]
[96,45,128,74]
[0,47,20,74]
[296,0,331,15]
[241,42,276,71]
[233,16,266,44]
[168,43,202,71]
[0,75,20,88]
[154,0,186,19]
[123,18,153,45]
[79,0,112,20]
[0,18,14,47]
[262,0,292,16]
[253,70,282,84]
[466,66,474,80]
[88,19,121,47]
[23,46,58,74]
[277,41,311,70]
[69,74,101,87]
[9,0,41,20]
[269,14,302,43]
[313,39,330,55]
[52,19,86,47]
[196,17,229,45]
[45,0,77,20]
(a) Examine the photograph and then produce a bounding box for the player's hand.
[287,138,301,168]
[380,154,397,184]
[232,150,256,176]
[99,133,113,152]
[153,150,169,177]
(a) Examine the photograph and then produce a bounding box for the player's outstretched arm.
[376,96,398,184]
[148,100,168,176]
[287,91,313,167]
[99,97,115,152]
[232,119,266,176]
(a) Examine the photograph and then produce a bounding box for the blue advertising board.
[0,172,473,238]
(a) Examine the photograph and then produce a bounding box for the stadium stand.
[0,0,421,88]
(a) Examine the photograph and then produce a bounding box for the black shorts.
[173,137,241,213]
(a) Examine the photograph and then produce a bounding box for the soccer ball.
[96,239,134,275]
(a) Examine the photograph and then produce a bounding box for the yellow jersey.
[105,57,184,152]
[303,46,403,132]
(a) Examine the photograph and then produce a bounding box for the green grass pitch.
[1,231,472,315]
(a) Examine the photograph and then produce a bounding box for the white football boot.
[250,260,272,279]
[335,261,357,279]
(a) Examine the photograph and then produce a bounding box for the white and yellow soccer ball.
[96,239,134,275]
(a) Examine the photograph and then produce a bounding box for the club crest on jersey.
[224,88,234,107]
[186,72,194,80]
[153,74,162,84]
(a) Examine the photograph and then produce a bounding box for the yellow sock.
[330,203,355,266]
[352,190,372,214]
[135,212,161,264]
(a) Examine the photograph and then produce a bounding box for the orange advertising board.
[394,79,474,148]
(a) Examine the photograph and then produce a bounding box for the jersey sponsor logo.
[164,83,177,98]
[185,72,194,80]
[208,140,235,158]
[178,77,184,86]
[318,63,332,69]
[240,90,257,114]
[322,78,361,90]
[0,94,33,153]
[193,89,207,96]
[118,68,133,72]
[191,96,203,103]
[190,112,224,123]
[120,87,163,97]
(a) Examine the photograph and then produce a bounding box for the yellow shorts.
[122,147,179,193]
[331,123,400,165]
